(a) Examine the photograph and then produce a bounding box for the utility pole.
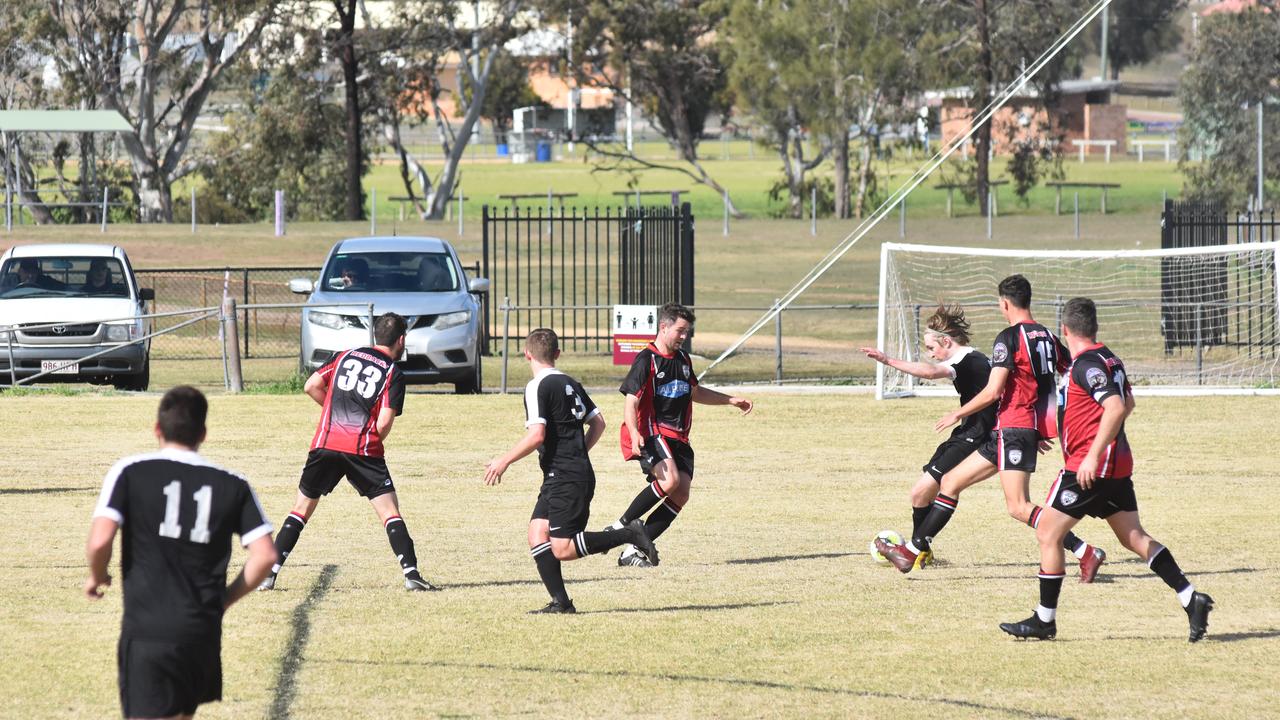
[1258,101,1265,211]
[1100,6,1109,80]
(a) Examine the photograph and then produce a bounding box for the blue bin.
[535,142,552,162]
[496,143,509,157]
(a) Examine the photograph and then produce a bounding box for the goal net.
[876,242,1280,397]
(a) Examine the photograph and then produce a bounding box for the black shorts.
[1046,470,1139,519]
[923,435,982,481]
[298,448,395,499]
[118,636,221,718]
[977,427,1041,473]
[531,480,596,537]
[639,436,695,478]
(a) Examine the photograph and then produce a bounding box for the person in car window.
[17,259,66,290]
[82,259,121,295]
[339,259,369,290]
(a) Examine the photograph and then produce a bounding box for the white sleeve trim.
[241,523,273,546]
[523,377,545,427]
[585,407,602,421]
[93,455,135,525]
[93,507,123,525]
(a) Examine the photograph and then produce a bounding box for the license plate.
[41,360,78,375]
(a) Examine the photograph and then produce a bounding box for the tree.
[42,0,281,222]
[373,0,528,219]
[558,0,744,216]
[1179,7,1280,207]
[467,49,545,146]
[331,0,366,221]
[1085,0,1185,80]
[0,0,58,224]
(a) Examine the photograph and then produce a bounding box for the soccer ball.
[869,529,904,565]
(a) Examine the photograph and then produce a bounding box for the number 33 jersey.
[524,368,601,482]
[311,347,405,457]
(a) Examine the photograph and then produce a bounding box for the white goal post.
[876,241,1280,398]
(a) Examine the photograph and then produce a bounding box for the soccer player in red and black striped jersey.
[1000,298,1213,641]
[260,312,439,592]
[609,303,753,567]
[484,329,657,613]
[877,275,1105,579]
[85,386,277,719]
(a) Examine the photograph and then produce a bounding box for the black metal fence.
[481,203,695,353]
[1159,200,1278,355]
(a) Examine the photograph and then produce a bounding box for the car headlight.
[106,325,130,342]
[308,311,347,330]
[433,310,470,330]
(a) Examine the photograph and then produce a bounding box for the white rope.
[699,0,1114,381]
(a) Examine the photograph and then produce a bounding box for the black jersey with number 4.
[93,448,272,642]
[524,368,601,482]
[942,346,996,440]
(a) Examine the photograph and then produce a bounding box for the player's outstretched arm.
[484,424,546,485]
[935,366,1008,432]
[303,371,328,406]
[584,413,606,452]
[858,347,952,381]
[225,535,278,610]
[692,385,753,414]
[84,517,118,600]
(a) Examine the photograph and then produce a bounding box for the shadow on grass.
[268,564,338,720]
[312,657,1076,719]
[725,551,857,565]
[577,600,795,615]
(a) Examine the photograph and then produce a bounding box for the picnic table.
[612,190,689,208]
[1131,138,1176,163]
[933,180,1008,218]
[1045,181,1122,215]
[388,194,467,221]
[497,192,579,211]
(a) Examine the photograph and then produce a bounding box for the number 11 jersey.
[311,347,406,457]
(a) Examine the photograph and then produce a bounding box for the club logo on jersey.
[1086,367,1108,390]
[682,364,690,378]
[656,379,691,399]
[657,371,666,379]
[992,342,1008,363]
[1060,489,1078,506]
[1008,448,1023,465]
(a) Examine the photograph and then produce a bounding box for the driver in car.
[16,259,67,290]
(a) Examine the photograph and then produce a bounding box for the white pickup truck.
[0,244,153,390]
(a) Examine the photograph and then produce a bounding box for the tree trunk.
[833,133,850,220]
[975,0,993,217]
[853,138,873,220]
[337,0,363,221]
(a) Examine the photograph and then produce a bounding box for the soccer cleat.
[529,599,576,614]
[1185,591,1214,643]
[624,519,660,567]
[257,574,276,591]
[912,549,935,570]
[618,546,655,567]
[999,613,1057,640]
[404,572,441,592]
[1078,545,1107,584]
[874,538,918,574]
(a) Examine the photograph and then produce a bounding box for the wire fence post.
[1195,303,1203,385]
[500,296,511,394]
[100,187,109,233]
[986,192,993,240]
[221,296,244,392]
[6,330,15,386]
[899,197,906,238]
[774,298,783,384]
[1074,192,1080,240]
[274,190,285,237]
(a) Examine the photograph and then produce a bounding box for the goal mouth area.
[875,241,1280,399]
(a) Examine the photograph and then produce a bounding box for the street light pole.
[1258,101,1265,211]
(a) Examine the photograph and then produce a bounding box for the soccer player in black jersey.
[877,276,1105,580]
[1000,298,1213,641]
[609,303,753,567]
[85,386,277,720]
[861,304,996,569]
[484,329,657,613]
[260,312,439,592]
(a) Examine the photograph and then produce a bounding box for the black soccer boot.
[624,519,660,567]
[999,613,1057,640]
[404,571,441,592]
[1186,592,1214,643]
[529,599,577,614]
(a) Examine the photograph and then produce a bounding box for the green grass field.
[1,390,1277,718]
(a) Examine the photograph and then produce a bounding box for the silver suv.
[290,236,490,393]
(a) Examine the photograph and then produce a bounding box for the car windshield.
[321,251,458,293]
[0,257,131,299]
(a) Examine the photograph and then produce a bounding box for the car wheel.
[112,356,150,392]
[453,341,482,394]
